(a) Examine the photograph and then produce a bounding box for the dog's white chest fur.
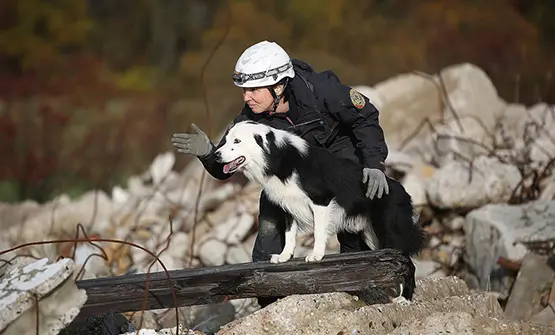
[263,173,314,232]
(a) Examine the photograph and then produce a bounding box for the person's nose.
[243,90,252,102]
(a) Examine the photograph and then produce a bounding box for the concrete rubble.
[0,257,87,335]
[0,62,555,334]
[218,277,554,335]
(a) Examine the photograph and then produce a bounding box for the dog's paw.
[305,252,324,262]
[270,253,292,264]
[391,296,412,306]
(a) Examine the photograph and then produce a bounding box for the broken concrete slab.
[217,274,555,335]
[0,257,88,335]
[465,200,555,297]
[217,291,502,335]
[412,275,470,302]
[217,291,363,335]
[504,253,555,321]
[216,276,501,335]
[530,275,555,328]
[390,311,555,335]
[531,306,555,329]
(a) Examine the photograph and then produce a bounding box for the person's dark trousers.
[251,191,288,307]
[251,190,371,308]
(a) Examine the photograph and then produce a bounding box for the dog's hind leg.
[306,204,330,262]
[270,220,297,263]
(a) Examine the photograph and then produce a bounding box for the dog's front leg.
[270,220,297,263]
[306,204,329,262]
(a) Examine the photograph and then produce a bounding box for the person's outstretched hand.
[171,123,213,157]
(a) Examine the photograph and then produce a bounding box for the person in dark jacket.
[171,40,390,306]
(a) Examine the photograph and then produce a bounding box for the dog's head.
[214,121,272,175]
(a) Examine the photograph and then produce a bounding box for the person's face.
[242,87,274,113]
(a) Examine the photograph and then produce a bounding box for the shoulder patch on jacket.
[349,88,366,109]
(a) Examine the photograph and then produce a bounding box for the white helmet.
[232,41,295,88]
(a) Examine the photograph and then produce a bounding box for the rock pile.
[1,62,554,334]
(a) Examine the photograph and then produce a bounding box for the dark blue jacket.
[199,59,388,180]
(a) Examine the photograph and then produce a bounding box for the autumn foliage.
[0,0,554,202]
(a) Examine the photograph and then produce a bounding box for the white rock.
[213,212,254,245]
[127,175,151,197]
[464,199,555,296]
[364,63,506,152]
[73,189,114,226]
[226,213,254,245]
[445,216,465,231]
[198,239,228,266]
[428,116,494,167]
[530,134,555,164]
[149,253,184,273]
[73,243,110,278]
[361,72,443,149]
[399,161,437,209]
[426,156,522,209]
[494,102,555,164]
[384,150,415,173]
[199,183,242,213]
[112,185,130,203]
[226,245,251,264]
[402,172,428,208]
[120,325,183,335]
[149,151,176,186]
[540,178,555,201]
[439,63,506,130]
[161,231,189,259]
[5,190,114,248]
[414,259,445,279]
[493,103,528,148]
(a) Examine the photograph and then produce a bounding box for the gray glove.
[171,123,213,157]
[362,168,389,199]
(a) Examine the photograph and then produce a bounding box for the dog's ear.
[254,134,264,150]
[265,130,276,145]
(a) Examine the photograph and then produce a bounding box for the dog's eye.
[234,139,241,144]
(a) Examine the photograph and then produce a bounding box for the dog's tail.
[369,178,427,257]
[367,178,426,301]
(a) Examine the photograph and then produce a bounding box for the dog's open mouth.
[223,156,246,174]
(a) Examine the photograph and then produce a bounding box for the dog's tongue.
[223,156,245,174]
[223,162,234,174]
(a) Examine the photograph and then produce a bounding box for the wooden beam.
[74,249,411,318]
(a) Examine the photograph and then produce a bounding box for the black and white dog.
[214,120,425,301]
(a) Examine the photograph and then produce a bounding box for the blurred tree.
[510,0,555,47]
[0,0,92,74]
[1,0,555,202]
[87,0,219,88]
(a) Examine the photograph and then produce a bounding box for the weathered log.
[75,249,411,319]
